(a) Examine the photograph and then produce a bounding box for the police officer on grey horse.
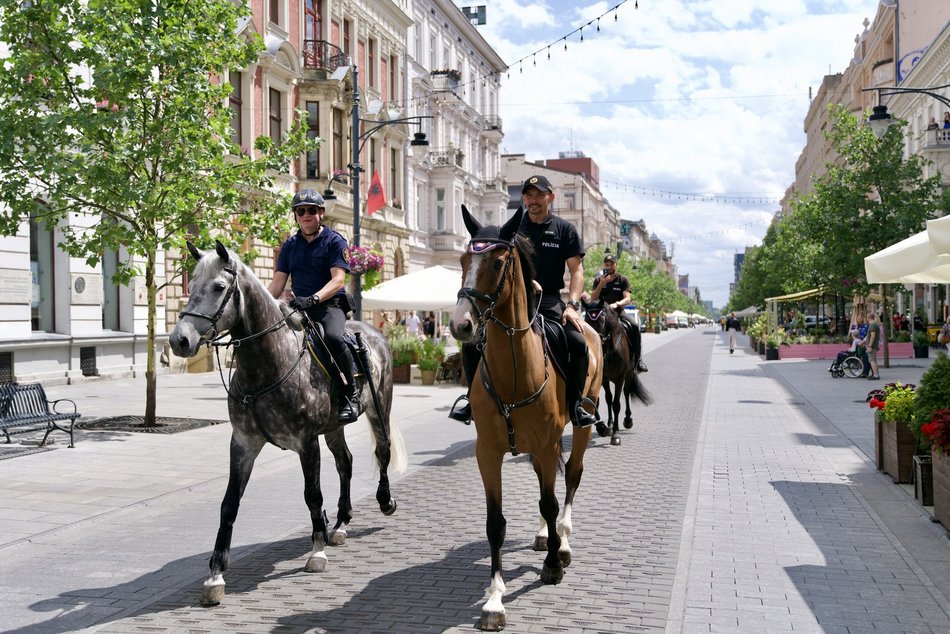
[268,189,358,423]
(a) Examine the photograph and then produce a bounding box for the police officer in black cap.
[591,252,647,373]
[268,189,358,423]
[449,174,597,427]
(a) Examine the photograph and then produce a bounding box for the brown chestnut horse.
[449,206,603,631]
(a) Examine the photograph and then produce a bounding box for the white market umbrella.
[361,265,463,311]
[864,223,950,284]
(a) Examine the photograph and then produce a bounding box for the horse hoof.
[199,580,225,607]
[540,563,564,585]
[623,418,633,429]
[329,529,347,546]
[533,535,547,551]
[479,610,506,631]
[380,499,397,516]
[559,549,572,567]
[595,422,609,438]
[305,553,328,572]
[611,436,622,446]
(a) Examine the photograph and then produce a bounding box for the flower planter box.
[392,364,411,384]
[765,347,779,361]
[779,342,915,360]
[874,412,884,471]
[914,345,930,359]
[914,454,934,506]
[934,450,950,529]
[887,342,914,359]
[881,419,917,483]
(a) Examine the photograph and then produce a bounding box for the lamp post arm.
[864,84,950,110]
[355,116,434,157]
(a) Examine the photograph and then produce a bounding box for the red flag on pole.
[366,170,386,216]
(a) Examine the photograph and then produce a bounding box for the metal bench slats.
[0,383,80,448]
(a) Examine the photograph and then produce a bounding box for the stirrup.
[337,393,359,423]
[448,394,472,424]
[636,359,648,373]
[572,396,597,428]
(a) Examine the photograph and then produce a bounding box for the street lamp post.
[328,64,432,321]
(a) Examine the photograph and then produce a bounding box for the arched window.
[29,216,55,332]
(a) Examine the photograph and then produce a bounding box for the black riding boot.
[448,343,480,424]
[570,352,597,428]
[337,348,359,423]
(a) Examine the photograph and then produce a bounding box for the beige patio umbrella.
[864,215,950,284]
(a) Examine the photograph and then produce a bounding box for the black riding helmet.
[291,189,325,209]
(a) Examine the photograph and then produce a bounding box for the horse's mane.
[191,247,285,323]
[512,233,538,323]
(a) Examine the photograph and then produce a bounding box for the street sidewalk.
[0,328,948,632]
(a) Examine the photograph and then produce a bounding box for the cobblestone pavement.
[2,328,949,633]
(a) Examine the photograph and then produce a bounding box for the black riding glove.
[289,295,317,311]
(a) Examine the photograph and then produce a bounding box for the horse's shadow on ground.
[6,538,309,634]
[269,540,541,633]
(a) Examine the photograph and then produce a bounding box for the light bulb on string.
[580,27,584,42]
[564,38,567,51]
[547,47,551,60]
[615,9,618,20]
[597,18,600,31]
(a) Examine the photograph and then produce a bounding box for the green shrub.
[893,331,911,343]
[912,352,950,450]
[389,330,421,367]
[914,330,930,347]
[882,383,917,425]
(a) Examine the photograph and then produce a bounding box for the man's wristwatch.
[567,299,580,311]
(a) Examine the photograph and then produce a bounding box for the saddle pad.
[540,315,568,380]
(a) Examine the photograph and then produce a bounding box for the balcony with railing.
[923,128,950,147]
[479,115,503,136]
[303,40,347,73]
[430,69,461,98]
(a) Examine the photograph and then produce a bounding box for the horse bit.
[457,238,548,455]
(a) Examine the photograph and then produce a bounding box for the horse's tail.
[625,371,652,406]
[370,419,408,476]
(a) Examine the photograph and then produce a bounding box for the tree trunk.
[144,253,158,427]
[881,285,890,369]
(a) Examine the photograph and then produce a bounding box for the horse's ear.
[186,241,203,261]
[461,204,482,238]
[214,240,230,263]
[499,205,524,242]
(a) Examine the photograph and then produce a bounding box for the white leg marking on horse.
[534,514,549,551]
[481,572,507,623]
[199,574,225,606]
[305,548,328,572]
[328,527,347,546]
[558,504,574,561]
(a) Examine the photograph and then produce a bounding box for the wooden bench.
[0,383,81,448]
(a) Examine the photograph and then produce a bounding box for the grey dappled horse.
[169,241,405,606]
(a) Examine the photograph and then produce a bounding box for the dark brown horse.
[449,207,603,631]
[169,241,406,606]
[582,298,651,445]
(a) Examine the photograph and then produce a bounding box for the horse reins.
[460,239,548,455]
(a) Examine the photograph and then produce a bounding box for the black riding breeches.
[307,303,355,392]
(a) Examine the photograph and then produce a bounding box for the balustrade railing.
[303,40,347,72]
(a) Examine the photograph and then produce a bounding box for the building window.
[29,216,54,332]
[389,147,398,202]
[414,24,422,61]
[389,55,397,101]
[304,0,321,40]
[369,139,377,181]
[269,88,282,144]
[101,248,120,331]
[343,19,351,56]
[332,108,344,172]
[429,34,436,69]
[436,188,445,231]
[269,0,280,27]
[306,101,320,179]
[229,71,243,149]
[368,38,376,87]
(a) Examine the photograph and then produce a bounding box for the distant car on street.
[804,315,832,329]
[623,306,646,333]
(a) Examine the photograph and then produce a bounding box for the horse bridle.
[458,237,547,455]
[178,260,241,342]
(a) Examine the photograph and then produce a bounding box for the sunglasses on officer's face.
[295,206,324,216]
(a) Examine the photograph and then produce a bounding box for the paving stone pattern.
[94,334,710,633]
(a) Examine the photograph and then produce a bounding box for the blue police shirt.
[276,228,350,298]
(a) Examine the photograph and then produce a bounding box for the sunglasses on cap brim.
[295,206,325,216]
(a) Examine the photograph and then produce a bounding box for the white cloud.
[470,0,880,307]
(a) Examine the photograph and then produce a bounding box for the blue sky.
[463,0,882,307]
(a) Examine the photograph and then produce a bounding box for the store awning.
[764,288,825,303]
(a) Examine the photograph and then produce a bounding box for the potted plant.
[389,329,421,385]
[913,329,930,358]
[869,382,918,483]
[921,408,950,527]
[416,338,445,386]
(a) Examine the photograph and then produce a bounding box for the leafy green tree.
[789,104,940,295]
[628,259,679,328]
[0,0,312,425]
